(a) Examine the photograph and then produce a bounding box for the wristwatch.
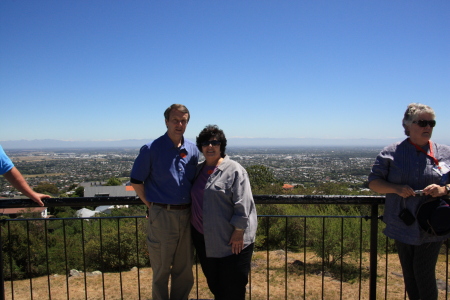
[446,184,450,195]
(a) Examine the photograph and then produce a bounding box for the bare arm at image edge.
[3,167,50,206]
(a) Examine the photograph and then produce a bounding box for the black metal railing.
[0,196,448,300]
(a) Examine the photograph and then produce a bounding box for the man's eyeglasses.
[201,140,221,147]
[170,119,187,125]
[412,120,436,128]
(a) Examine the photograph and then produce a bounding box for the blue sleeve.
[368,148,391,183]
[130,144,152,182]
[0,145,14,175]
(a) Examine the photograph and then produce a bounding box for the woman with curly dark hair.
[190,125,257,300]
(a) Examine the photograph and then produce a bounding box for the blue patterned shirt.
[368,139,450,245]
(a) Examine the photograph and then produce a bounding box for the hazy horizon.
[3,136,450,150]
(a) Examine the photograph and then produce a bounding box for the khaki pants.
[147,205,193,300]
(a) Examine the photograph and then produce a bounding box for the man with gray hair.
[130,104,199,300]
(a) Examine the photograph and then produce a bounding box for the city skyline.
[1,1,449,145]
[0,136,442,150]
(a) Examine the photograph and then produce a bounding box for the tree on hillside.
[245,165,282,194]
[33,182,59,195]
[105,177,122,186]
[72,186,84,197]
[67,184,78,191]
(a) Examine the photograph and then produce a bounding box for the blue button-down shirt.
[368,139,450,245]
[130,133,199,205]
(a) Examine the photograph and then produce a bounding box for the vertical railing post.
[369,202,379,300]
[0,221,5,300]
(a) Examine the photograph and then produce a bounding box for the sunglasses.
[201,140,221,147]
[412,120,436,128]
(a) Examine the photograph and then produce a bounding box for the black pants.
[192,226,254,300]
[395,240,443,300]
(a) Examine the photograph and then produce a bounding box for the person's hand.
[228,229,245,254]
[395,185,416,198]
[423,184,447,198]
[29,192,50,207]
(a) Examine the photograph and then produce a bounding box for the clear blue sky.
[1,1,449,145]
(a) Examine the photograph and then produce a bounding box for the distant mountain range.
[0,138,407,149]
[1,139,149,149]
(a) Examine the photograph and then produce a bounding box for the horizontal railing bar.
[257,215,369,219]
[0,214,369,222]
[0,196,141,208]
[1,215,146,222]
[0,195,385,209]
[255,194,385,204]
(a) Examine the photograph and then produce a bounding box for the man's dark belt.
[151,202,191,210]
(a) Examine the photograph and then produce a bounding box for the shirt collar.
[215,155,228,171]
[162,132,186,150]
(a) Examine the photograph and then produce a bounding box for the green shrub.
[1,216,150,279]
[83,218,149,272]
[307,205,370,267]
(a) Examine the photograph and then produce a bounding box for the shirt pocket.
[212,181,231,196]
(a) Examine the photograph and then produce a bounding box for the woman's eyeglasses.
[201,140,221,147]
[412,120,436,128]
